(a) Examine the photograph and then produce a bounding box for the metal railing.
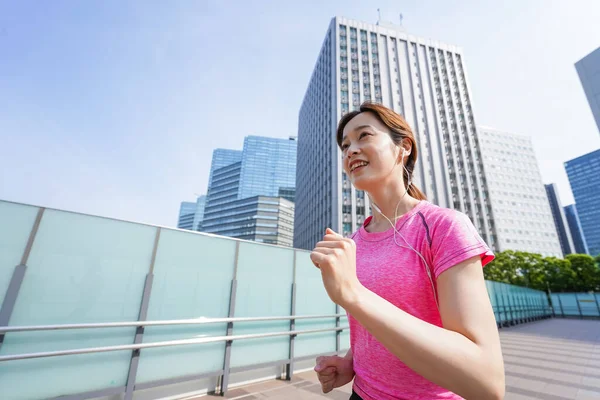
[492,304,553,327]
[0,313,349,399]
[550,292,600,318]
[0,313,346,334]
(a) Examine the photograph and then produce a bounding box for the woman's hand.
[310,228,363,307]
[314,354,355,393]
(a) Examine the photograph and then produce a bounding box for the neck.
[368,184,419,224]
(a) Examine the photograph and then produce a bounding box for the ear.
[397,144,412,163]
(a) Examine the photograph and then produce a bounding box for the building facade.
[192,195,206,231]
[565,149,600,256]
[177,201,196,230]
[200,136,297,246]
[476,127,561,257]
[201,196,295,247]
[295,16,496,250]
[177,195,207,231]
[575,47,600,134]
[544,184,574,256]
[564,204,590,255]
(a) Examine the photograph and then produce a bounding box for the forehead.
[342,112,386,141]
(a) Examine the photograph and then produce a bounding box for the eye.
[359,131,371,139]
[341,143,349,151]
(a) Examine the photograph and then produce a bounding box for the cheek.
[342,158,350,174]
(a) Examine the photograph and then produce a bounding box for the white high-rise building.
[477,126,562,257]
[295,16,497,250]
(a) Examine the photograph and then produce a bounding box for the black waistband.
[350,390,364,400]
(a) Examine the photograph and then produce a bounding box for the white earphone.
[368,147,439,310]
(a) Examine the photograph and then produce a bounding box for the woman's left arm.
[311,230,505,400]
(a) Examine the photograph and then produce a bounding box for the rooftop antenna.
[399,13,404,26]
[377,8,381,24]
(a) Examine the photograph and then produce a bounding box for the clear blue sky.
[1,0,599,227]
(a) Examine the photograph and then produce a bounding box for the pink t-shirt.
[349,200,494,400]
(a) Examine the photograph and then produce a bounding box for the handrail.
[0,313,346,334]
[0,326,349,362]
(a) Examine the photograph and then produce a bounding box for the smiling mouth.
[350,161,369,173]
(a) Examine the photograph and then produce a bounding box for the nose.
[346,144,359,158]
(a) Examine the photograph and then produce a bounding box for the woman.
[310,103,505,400]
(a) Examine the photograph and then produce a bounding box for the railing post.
[547,289,554,318]
[0,207,44,350]
[494,291,502,328]
[518,293,524,323]
[508,293,515,325]
[286,250,297,381]
[220,241,240,396]
[593,292,600,318]
[557,294,564,317]
[286,282,296,380]
[575,293,583,318]
[124,273,154,400]
[124,227,160,400]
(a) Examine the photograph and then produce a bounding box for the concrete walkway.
[202,319,600,400]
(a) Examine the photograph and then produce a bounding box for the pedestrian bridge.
[1,199,598,400]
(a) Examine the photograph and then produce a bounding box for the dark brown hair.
[336,102,426,200]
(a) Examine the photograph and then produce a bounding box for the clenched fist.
[310,228,363,308]
[314,354,355,393]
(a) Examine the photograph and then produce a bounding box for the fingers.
[315,356,340,394]
[322,380,335,393]
[310,251,327,268]
[317,366,336,381]
[316,366,337,393]
[314,240,340,248]
[315,355,339,371]
[326,228,342,237]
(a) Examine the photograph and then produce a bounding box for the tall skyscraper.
[177,201,196,230]
[575,47,600,134]
[177,195,207,231]
[564,204,590,255]
[295,16,496,250]
[544,184,573,257]
[201,136,297,246]
[476,126,561,257]
[202,196,295,247]
[192,195,206,231]
[208,149,243,189]
[565,149,600,256]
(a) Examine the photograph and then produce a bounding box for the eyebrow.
[342,124,376,142]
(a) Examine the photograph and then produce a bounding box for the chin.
[350,176,375,192]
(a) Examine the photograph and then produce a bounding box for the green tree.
[483,250,519,284]
[566,254,600,292]
[484,250,600,292]
[540,256,576,292]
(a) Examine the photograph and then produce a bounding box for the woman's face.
[340,112,405,191]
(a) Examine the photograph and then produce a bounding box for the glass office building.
[177,201,196,230]
[202,196,295,247]
[575,47,600,135]
[177,195,206,231]
[564,204,590,255]
[565,149,600,256]
[201,136,297,245]
[544,183,573,256]
[238,136,297,201]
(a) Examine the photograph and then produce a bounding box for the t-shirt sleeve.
[429,210,495,278]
